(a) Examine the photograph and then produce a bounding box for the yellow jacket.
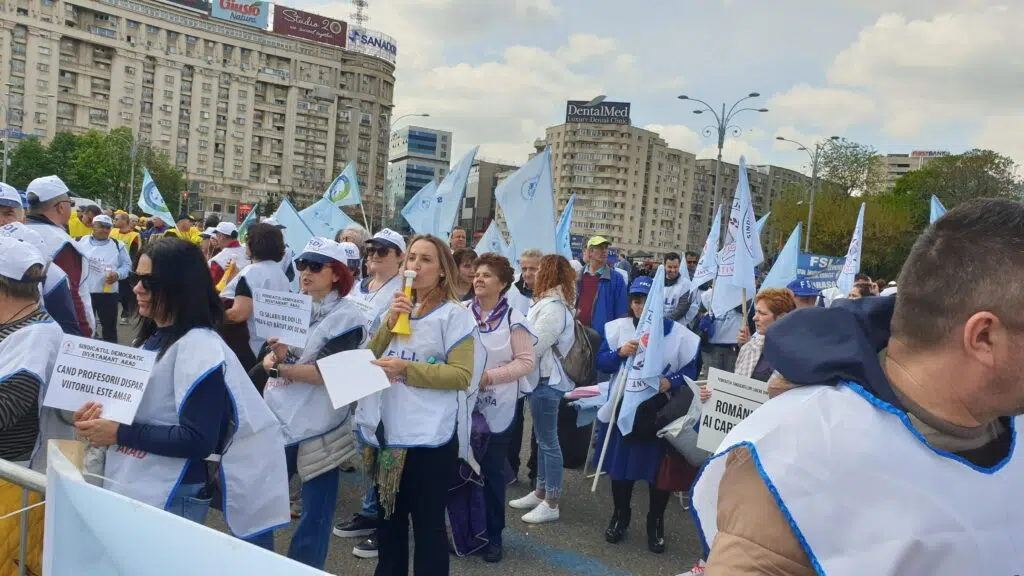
[0,480,43,576]
[67,212,91,239]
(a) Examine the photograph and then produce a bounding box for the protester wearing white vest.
[662,253,693,322]
[463,253,536,563]
[0,220,80,337]
[208,221,250,288]
[596,276,700,554]
[0,238,64,466]
[76,215,131,343]
[221,222,290,371]
[509,254,576,524]
[506,248,542,484]
[253,237,369,569]
[72,239,289,547]
[354,234,483,576]
[692,198,1024,575]
[25,175,94,337]
[334,227,405,558]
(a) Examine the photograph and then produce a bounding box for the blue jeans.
[166,482,211,524]
[358,438,379,518]
[529,379,563,499]
[283,444,341,569]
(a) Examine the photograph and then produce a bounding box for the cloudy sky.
[300,0,1021,173]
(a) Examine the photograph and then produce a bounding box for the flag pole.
[591,367,629,493]
[358,201,371,233]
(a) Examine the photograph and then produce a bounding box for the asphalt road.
[114,318,704,575]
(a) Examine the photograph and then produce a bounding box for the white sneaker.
[521,501,560,524]
[677,559,706,575]
[508,491,543,510]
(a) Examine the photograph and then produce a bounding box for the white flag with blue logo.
[324,162,361,207]
[400,180,439,236]
[434,146,478,242]
[760,222,801,291]
[711,156,764,317]
[476,220,508,255]
[137,168,175,224]
[300,197,357,239]
[555,193,575,260]
[930,195,947,224]
[617,265,666,436]
[690,204,722,294]
[836,202,865,294]
[495,148,556,255]
[756,212,770,236]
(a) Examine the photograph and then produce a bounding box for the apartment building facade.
[882,150,948,188]
[0,0,396,221]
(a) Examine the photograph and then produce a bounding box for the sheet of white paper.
[252,288,312,348]
[316,348,391,409]
[44,335,157,424]
[695,368,769,453]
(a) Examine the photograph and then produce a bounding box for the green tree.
[891,149,1022,217]
[818,139,887,196]
[66,130,119,206]
[46,132,81,181]
[5,137,52,190]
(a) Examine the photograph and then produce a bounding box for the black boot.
[647,514,665,553]
[604,508,630,543]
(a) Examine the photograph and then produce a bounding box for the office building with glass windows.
[385,125,451,231]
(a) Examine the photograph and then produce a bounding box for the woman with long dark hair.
[73,238,289,546]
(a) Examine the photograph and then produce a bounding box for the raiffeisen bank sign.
[565,100,631,125]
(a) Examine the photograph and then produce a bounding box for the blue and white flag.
[836,202,865,294]
[272,198,314,262]
[137,168,175,224]
[711,156,764,317]
[401,180,439,236]
[237,203,259,244]
[495,148,556,255]
[324,162,361,207]
[756,212,770,236]
[505,237,520,272]
[300,198,357,239]
[760,222,801,291]
[434,146,478,242]
[930,195,947,224]
[476,220,508,255]
[555,193,575,260]
[690,204,722,294]
[618,265,666,436]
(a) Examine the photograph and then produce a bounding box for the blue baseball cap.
[787,278,820,297]
[629,276,652,296]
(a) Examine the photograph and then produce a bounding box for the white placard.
[252,288,312,348]
[695,367,769,453]
[316,348,391,409]
[44,335,157,424]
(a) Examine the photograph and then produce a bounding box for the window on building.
[164,75,174,85]
[125,66,136,76]
[37,79,48,90]
[38,46,51,56]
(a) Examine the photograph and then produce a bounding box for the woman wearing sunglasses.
[221,223,291,372]
[73,238,290,546]
[256,237,369,569]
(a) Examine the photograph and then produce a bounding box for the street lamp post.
[775,135,840,252]
[106,132,140,211]
[381,111,429,230]
[678,92,768,232]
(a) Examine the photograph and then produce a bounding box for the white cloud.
[766,84,875,133]
[644,123,702,152]
[556,34,617,64]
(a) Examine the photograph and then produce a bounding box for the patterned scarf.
[471,296,509,332]
[735,332,765,378]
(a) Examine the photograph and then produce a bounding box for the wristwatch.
[268,363,281,379]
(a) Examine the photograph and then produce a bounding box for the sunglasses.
[130,273,160,292]
[364,245,392,257]
[295,260,327,273]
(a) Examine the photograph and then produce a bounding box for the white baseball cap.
[92,215,113,228]
[338,241,361,261]
[366,228,406,254]
[200,227,217,238]
[0,183,21,209]
[26,175,72,204]
[262,216,287,229]
[0,222,49,262]
[215,221,238,236]
[0,236,44,281]
[297,237,347,265]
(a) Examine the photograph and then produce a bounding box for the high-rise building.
[386,125,451,231]
[459,159,519,239]
[539,100,696,257]
[0,0,396,222]
[882,151,949,188]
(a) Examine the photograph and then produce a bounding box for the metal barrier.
[0,459,46,576]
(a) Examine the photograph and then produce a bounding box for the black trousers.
[91,292,120,343]
[611,479,671,519]
[118,278,137,319]
[508,397,538,484]
[375,439,457,576]
[480,429,511,546]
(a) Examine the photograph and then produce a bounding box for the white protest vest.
[27,221,93,332]
[102,329,290,538]
[221,260,291,355]
[264,298,369,446]
[209,244,250,273]
[346,274,402,338]
[75,236,123,294]
[693,383,1024,576]
[0,317,67,472]
[355,302,484,469]
[505,283,532,317]
[463,303,535,434]
[662,277,691,316]
[596,317,700,432]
